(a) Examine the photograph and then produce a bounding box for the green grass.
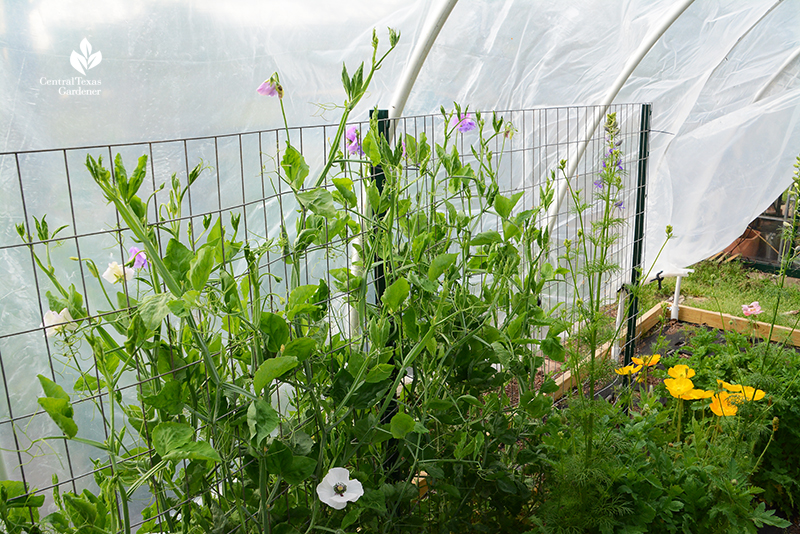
[638,259,800,329]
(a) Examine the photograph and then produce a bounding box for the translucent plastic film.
[1,0,798,283]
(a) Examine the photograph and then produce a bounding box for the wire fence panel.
[0,103,650,531]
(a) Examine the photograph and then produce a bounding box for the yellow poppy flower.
[614,364,643,376]
[667,365,696,379]
[632,354,661,367]
[709,391,739,416]
[680,389,714,400]
[664,377,694,398]
[717,380,765,401]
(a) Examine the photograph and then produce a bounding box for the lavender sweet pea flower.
[345,126,364,156]
[456,112,477,133]
[257,73,284,99]
[128,246,148,269]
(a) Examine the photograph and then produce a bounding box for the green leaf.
[188,245,216,291]
[296,188,337,219]
[37,375,77,438]
[163,238,193,282]
[247,399,279,447]
[493,191,523,219]
[390,413,416,439]
[138,293,172,330]
[283,456,317,485]
[142,381,183,415]
[254,356,299,393]
[260,312,290,353]
[428,253,458,281]
[282,337,316,362]
[286,284,319,320]
[281,143,309,190]
[540,377,559,394]
[367,182,381,213]
[152,422,221,462]
[265,440,293,475]
[365,363,394,383]
[127,155,148,202]
[341,508,363,530]
[332,178,357,208]
[470,230,503,246]
[381,277,409,313]
[540,336,565,362]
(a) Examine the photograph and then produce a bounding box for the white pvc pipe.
[612,289,627,361]
[544,0,696,238]
[386,0,459,140]
[671,275,682,320]
[754,45,800,103]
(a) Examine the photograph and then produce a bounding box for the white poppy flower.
[102,261,133,284]
[315,467,363,510]
[42,308,77,337]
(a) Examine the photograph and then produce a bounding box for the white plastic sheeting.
[2,0,799,282]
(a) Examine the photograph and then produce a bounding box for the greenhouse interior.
[1,1,800,532]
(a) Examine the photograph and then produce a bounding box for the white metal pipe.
[671,275,682,320]
[544,0,696,238]
[612,289,628,361]
[386,0,459,141]
[754,44,800,103]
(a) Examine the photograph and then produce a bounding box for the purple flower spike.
[128,246,148,269]
[345,126,364,156]
[456,112,477,133]
[593,180,604,190]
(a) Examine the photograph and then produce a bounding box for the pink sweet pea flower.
[742,301,763,316]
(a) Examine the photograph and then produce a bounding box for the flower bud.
[773,416,779,432]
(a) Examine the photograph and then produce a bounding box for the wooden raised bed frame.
[552,302,800,400]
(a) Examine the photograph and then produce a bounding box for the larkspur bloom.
[128,247,148,269]
[42,309,77,337]
[256,73,284,98]
[345,126,364,156]
[102,261,134,284]
[593,180,604,190]
[316,467,364,510]
[615,200,625,210]
[632,354,660,367]
[456,112,476,133]
[742,301,763,316]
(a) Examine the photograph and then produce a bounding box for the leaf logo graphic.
[70,38,102,75]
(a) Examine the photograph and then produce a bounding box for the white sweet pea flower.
[316,467,363,510]
[102,261,133,284]
[42,308,77,337]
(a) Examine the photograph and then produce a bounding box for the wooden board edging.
[551,302,668,400]
[677,305,800,347]
[549,302,800,402]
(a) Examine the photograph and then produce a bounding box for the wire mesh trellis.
[0,102,650,532]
